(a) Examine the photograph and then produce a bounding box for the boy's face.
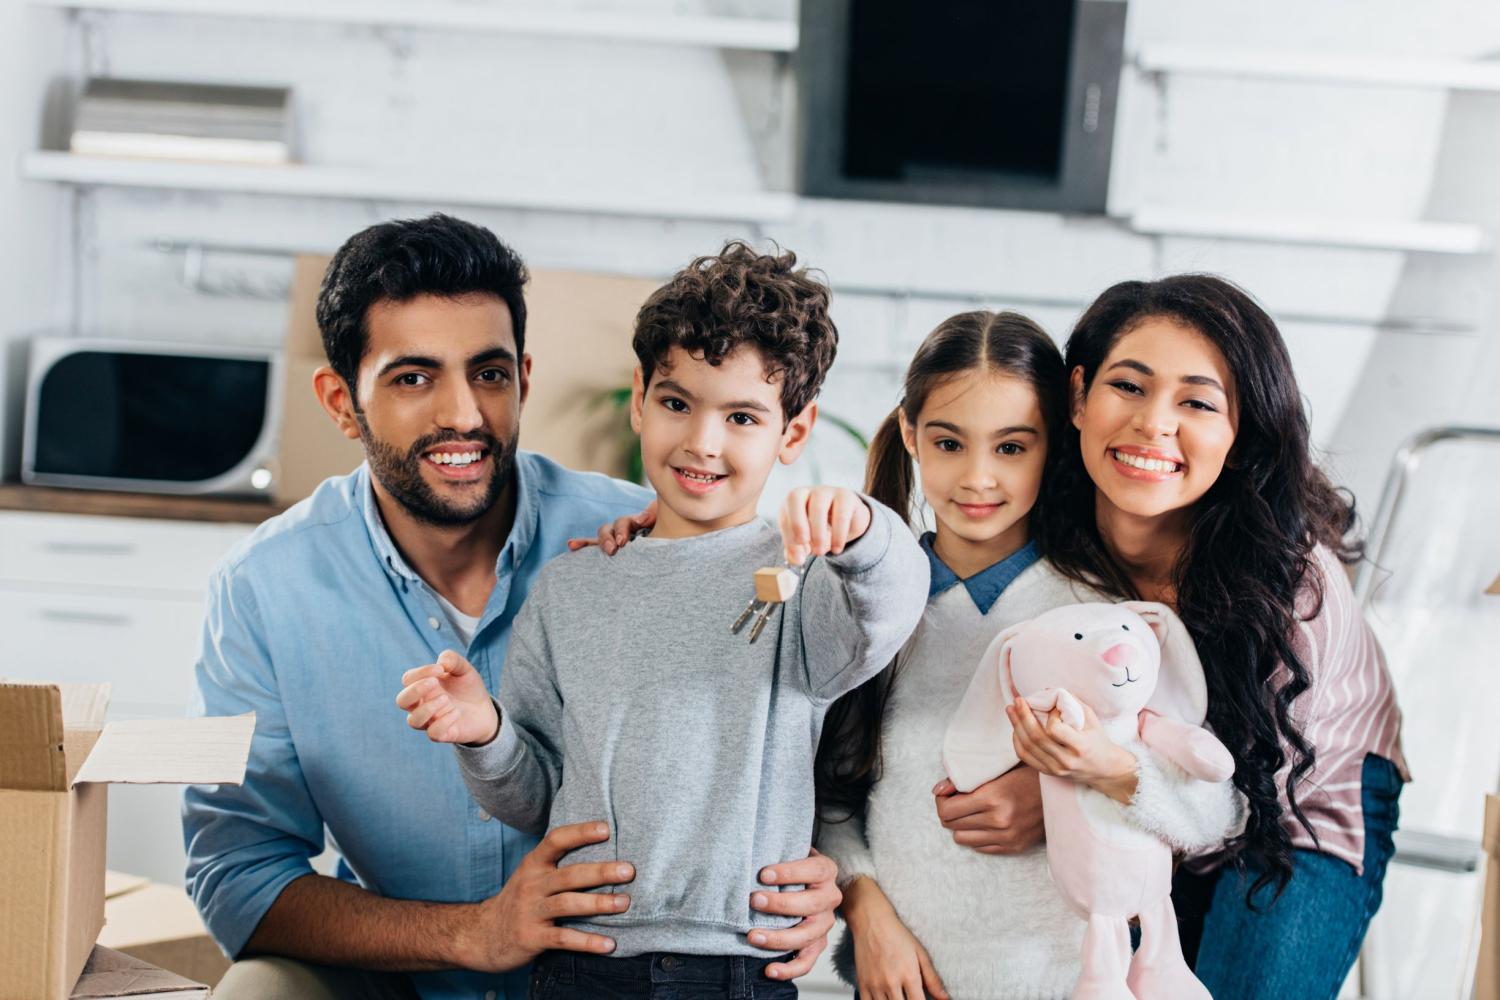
[631,345,814,538]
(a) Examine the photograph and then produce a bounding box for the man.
[184,214,840,999]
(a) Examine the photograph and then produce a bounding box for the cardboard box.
[273,255,364,505]
[98,872,229,988]
[69,944,207,999]
[0,682,253,1000]
[1477,795,1500,1000]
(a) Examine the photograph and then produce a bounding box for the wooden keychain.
[731,564,801,643]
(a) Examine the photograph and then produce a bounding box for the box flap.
[69,944,207,998]
[74,714,255,787]
[1487,572,1499,596]
[98,880,210,949]
[104,871,152,900]
[60,682,111,730]
[0,682,66,790]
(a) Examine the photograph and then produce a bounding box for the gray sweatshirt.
[455,499,929,957]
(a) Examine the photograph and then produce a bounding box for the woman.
[1030,274,1408,998]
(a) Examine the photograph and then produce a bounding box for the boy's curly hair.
[632,241,838,421]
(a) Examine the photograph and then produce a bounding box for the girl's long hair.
[815,311,1066,828]
[1033,274,1360,900]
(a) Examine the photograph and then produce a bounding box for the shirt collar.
[359,453,540,586]
[921,533,1040,614]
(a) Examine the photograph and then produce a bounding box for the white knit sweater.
[816,558,1246,1000]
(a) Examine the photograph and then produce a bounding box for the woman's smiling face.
[1073,316,1239,522]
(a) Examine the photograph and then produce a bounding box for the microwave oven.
[22,337,282,496]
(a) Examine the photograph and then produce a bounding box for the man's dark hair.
[632,241,838,421]
[316,213,529,401]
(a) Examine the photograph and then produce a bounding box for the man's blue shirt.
[183,452,651,1000]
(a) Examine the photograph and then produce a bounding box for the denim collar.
[921,533,1040,614]
[359,454,539,587]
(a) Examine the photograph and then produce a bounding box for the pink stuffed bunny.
[943,602,1234,1000]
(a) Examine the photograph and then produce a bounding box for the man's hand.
[745,849,841,981]
[396,650,499,745]
[566,501,658,555]
[454,822,634,973]
[932,766,1045,855]
[779,487,871,567]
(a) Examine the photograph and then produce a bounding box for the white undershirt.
[433,591,482,649]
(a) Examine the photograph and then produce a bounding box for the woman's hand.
[1007,696,1140,804]
[566,501,658,555]
[778,486,871,566]
[396,649,500,746]
[842,877,949,1000]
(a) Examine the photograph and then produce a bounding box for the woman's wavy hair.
[815,311,1066,828]
[1034,274,1360,901]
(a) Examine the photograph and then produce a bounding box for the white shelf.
[1130,206,1490,256]
[27,0,798,52]
[21,150,799,224]
[1137,43,1500,93]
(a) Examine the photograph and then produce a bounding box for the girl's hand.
[842,877,949,1000]
[1006,696,1140,804]
[778,486,871,567]
[396,649,500,745]
[566,501,658,555]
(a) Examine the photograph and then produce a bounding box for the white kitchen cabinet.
[0,506,255,887]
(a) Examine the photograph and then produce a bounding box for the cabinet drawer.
[0,589,206,710]
[0,512,251,595]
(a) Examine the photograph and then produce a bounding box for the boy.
[397,242,928,997]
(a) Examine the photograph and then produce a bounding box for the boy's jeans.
[1173,753,1403,1000]
[529,950,797,1000]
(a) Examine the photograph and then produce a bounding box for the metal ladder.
[1352,425,1500,998]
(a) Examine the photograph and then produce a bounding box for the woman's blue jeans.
[1172,753,1403,1000]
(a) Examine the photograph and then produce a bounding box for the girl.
[1032,275,1407,998]
[814,310,1242,1000]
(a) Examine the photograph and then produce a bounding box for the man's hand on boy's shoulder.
[453,821,636,972]
[745,849,841,981]
[779,486,871,567]
[568,500,659,556]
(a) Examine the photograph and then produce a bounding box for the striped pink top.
[1270,544,1408,873]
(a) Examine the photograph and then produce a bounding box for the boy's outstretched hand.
[779,486,871,567]
[396,649,500,746]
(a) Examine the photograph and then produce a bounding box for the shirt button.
[478,811,492,822]
[484,992,496,1000]
[428,616,441,629]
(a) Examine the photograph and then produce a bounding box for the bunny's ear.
[1120,601,1208,726]
[942,625,1023,792]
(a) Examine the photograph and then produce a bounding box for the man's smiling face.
[352,292,529,526]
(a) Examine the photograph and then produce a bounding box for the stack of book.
[70,78,293,165]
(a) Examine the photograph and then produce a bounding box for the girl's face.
[901,370,1046,567]
[1073,317,1238,523]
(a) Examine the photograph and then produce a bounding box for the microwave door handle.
[38,608,133,627]
[41,541,137,556]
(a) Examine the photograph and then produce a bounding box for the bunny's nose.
[1102,643,1136,668]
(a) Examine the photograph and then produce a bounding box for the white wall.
[0,5,73,478]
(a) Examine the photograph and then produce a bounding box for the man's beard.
[357,416,517,527]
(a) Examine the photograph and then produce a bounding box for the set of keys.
[731,564,802,643]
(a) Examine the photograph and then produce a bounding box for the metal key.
[731,564,801,644]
